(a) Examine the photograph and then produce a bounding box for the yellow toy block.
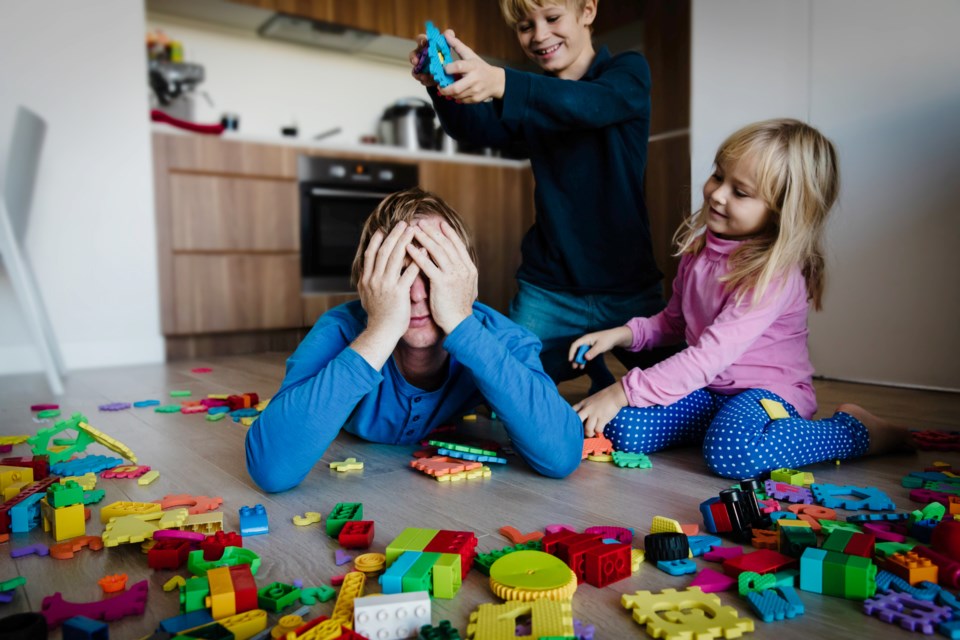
[436,465,492,482]
[219,609,267,639]
[3,482,29,501]
[777,519,813,530]
[60,473,97,490]
[138,470,160,486]
[206,566,236,619]
[329,458,364,472]
[164,576,186,592]
[0,435,29,446]
[650,515,684,534]
[632,549,645,572]
[100,501,161,524]
[803,472,816,486]
[330,571,365,626]
[760,398,790,420]
[208,394,230,400]
[466,599,574,640]
[0,465,33,492]
[255,399,270,411]
[77,420,137,463]
[181,511,224,534]
[432,553,462,599]
[40,499,85,541]
[622,587,754,639]
[102,507,188,547]
[770,468,806,486]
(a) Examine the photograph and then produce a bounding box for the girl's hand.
[408,220,478,334]
[409,34,436,88]
[438,30,506,103]
[573,382,628,438]
[569,327,632,370]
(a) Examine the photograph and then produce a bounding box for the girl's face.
[514,1,597,80]
[703,154,772,239]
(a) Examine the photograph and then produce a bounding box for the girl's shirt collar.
[704,229,742,260]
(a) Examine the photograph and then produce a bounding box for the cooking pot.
[379,98,437,151]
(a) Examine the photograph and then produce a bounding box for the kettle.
[379,98,437,151]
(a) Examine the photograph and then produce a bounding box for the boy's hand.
[573,382,628,438]
[407,219,478,334]
[409,34,436,88]
[438,30,506,103]
[569,327,632,370]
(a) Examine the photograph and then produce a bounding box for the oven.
[299,156,418,292]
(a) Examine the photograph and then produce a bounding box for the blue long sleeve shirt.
[245,301,584,492]
[429,47,662,295]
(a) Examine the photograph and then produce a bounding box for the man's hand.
[568,327,633,370]
[407,219,477,334]
[437,30,506,103]
[573,382,628,438]
[352,222,420,368]
[409,34,436,88]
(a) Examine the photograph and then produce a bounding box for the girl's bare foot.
[837,403,911,455]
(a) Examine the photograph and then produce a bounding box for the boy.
[411,0,667,395]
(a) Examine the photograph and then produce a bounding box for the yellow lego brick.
[0,465,33,492]
[650,515,684,534]
[100,501,161,524]
[206,566,236,619]
[330,571,365,625]
[101,507,188,547]
[3,482,29,501]
[181,511,224,534]
[219,609,267,640]
[77,420,137,463]
[60,472,97,490]
[777,519,813,529]
[632,549,645,572]
[770,468,806,486]
[138,470,160,486]
[40,499,85,541]
[760,398,790,420]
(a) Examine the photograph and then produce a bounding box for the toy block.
[424,530,478,578]
[914,545,960,589]
[764,480,813,504]
[419,620,462,640]
[747,585,805,622]
[354,591,431,640]
[0,465,33,493]
[50,535,103,560]
[737,571,776,595]
[864,591,953,634]
[751,528,779,550]
[99,501,161,524]
[148,538,194,570]
[843,554,878,600]
[811,483,896,511]
[770,468,805,486]
[702,546,742,563]
[228,564,257,613]
[875,541,917,559]
[584,542,632,586]
[41,579,149,629]
[330,457,364,472]
[180,577,210,613]
[467,599,574,640]
[689,567,736,593]
[339,520,375,549]
[187,546,260,577]
[201,530,243,561]
[632,548,645,571]
[621,587,753,639]
[688,534,721,557]
[403,552,441,594]
[138,470,160,486]
[160,610,216,634]
[821,549,849,598]
[181,511,224,535]
[843,532,877,558]
[821,529,854,553]
[257,582,301,612]
[432,553,462,599]
[238,504,268,537]
[650,515,684,534]
[386,528,439,565]
[723,549,796,578]
[62,615,109,640]
[331,571,366,625]
[206,566,237,619]
[799,547,826,593]
[381,551,422,594]
[542,529,580,556]
[611,450,652,468]
[885,551,939,585]
[40,500,85,541]
[699,497,720,533]
[581,436,613,458]
[564,536,608,582]
[876,569,941,600]
[657,558,697,576]
[9,492,44,533]
[931,518,960,560]
[0,455,50,480]
[326,502,363,538]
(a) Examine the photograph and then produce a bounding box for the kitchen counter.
[151,124,529,169]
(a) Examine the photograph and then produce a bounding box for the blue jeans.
[509,279,670,388]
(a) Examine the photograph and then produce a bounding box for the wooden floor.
[0,354,958,639]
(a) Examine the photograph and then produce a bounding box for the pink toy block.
[703,546,743,562]
[41,579,148,628]
[690,567,738,593]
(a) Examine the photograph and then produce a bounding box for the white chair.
[0,106,65,395]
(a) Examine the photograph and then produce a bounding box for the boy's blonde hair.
[350,187,478,288]
[675,118,840,310]
[499,0,591,29]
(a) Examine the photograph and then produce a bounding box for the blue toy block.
[940,619,960,640]
[436,448,507,465]
[846,512,910,524]
[910,519,938,544]
[810,483,895,511]
[207,406,230,415]
[133,399,161,408]
[769,511,798,522]
[688,535,721,557]
[380,551,421,594]
[230,408,259,418]
[574,344,589,365]
[937,587,960,614]
[799,547,826,594]
[875,570,940,600]
[699,497,720,534]
[158,609,215,633]
[239,504,269,537]
[50,455,123,476]
[746,585,805,622]
[62,615,109,640]
[9,493,44,533]
[423,21,456,88]
[656,558,696,576]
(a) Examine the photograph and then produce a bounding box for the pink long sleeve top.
[623,230,817,418]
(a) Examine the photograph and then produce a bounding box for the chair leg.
[0,203,65,396]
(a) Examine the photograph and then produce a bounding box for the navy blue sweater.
[430,47,662,295]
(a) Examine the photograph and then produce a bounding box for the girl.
[569,119,906,479]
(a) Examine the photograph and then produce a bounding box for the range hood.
[146,0,414,64]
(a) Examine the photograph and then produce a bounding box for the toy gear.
[621,587,754,640]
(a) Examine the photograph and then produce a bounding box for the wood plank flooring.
[0,354,958,639]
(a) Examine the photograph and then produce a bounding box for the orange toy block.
[152,494,223,515]
[50,535,104,559]
[787,504,837,533]
[410,456,481,477]
[499,526,544,545]
[582,436,613,459]
[884,551,939,585]
[752,529,779,550]
[98,573,128,593]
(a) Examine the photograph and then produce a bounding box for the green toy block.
[821,530,854,553]
[821,550,849,598]
[875,541,918,559]
[403,551,441,594]
[257,582,301,612]
[902,476,924,489]
[170,390,192,397]
[432,553,462,599]
[920,502,947,522]
[386,527,439,565]
[770,468,805,486]
[843,555,878,600]
[780,526,817,558]
[47,480,84,508]
[474,540,543,575]
[187,547,261,576]
[819,520,862,535]
[772,569,798,589]
[82,489,106,505]
[326,502,363,538]
[28,413,95,463]
[419,620,462,640]
[180,576,210,613]
[299,585,336,605]
[0,576,26,592]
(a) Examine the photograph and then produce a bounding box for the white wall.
[0,1,164,375]
[692,0,960,391]
[146,14,422,143]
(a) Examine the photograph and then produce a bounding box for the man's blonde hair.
[499,0,591,29]
[350,187,478,288]
[675,119,840,310]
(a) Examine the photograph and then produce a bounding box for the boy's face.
[514,1,597,80]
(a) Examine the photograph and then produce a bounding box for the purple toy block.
[690,567,737,593]
[41,579,149,629]
[98,402,131,411]
[574,619,595,640]
[764,480,814,504]
[863,591,953,634]
[11,543,49,558]
[703,546,743,562]
[335,549,354,566]
[0,590,14,603]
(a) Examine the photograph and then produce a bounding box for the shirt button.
[412,416,420,422]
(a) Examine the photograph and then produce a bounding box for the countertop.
[151,124,530,169]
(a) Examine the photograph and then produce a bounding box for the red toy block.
[148,539,194,570]
[931,519,960,561]
[227,393,259,411]
[423,529,477,578]
[552,533,602,565]
[201,531,243,561]
[339,521,375,549]
[542,530,580,556]
[723,549,797,577]
[229,564,258,612]
[563,536,607,582]
[709,501,732,533]
[843,533,877,558]
[583,542,631,587]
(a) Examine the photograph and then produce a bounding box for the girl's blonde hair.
[499,0,591,29]
[350,187,477,288]
[675,118,839,310]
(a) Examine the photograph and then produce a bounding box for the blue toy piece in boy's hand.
[574,344,590,366]
[422,21,456,88]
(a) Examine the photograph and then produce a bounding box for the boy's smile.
[515,1,597,80]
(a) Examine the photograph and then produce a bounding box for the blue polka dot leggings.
[604,388,870,479]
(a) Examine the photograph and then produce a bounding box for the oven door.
[301,186,393,293]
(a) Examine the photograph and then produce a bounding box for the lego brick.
[228,564,257,613]
[403,552,441,594]
[256,582,300,612]
[821,530,854,553]
[205,566,236,619]
[423,530,477,578]
[327,502,364,538]
[821,550,850,598]
[584,542,632,587]
[799,548,826,594]
[386,528,439,565]
[381,551,422,595]
[354,591,431,640]
[62,616,109,640]
[238,504,268,537]
[431,553,462,599]
[885,551,939,585]
[339,520,375,549]
[843,554,878,600]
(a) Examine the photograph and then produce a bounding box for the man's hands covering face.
[358,221,420,343]
[408,220,478,334]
